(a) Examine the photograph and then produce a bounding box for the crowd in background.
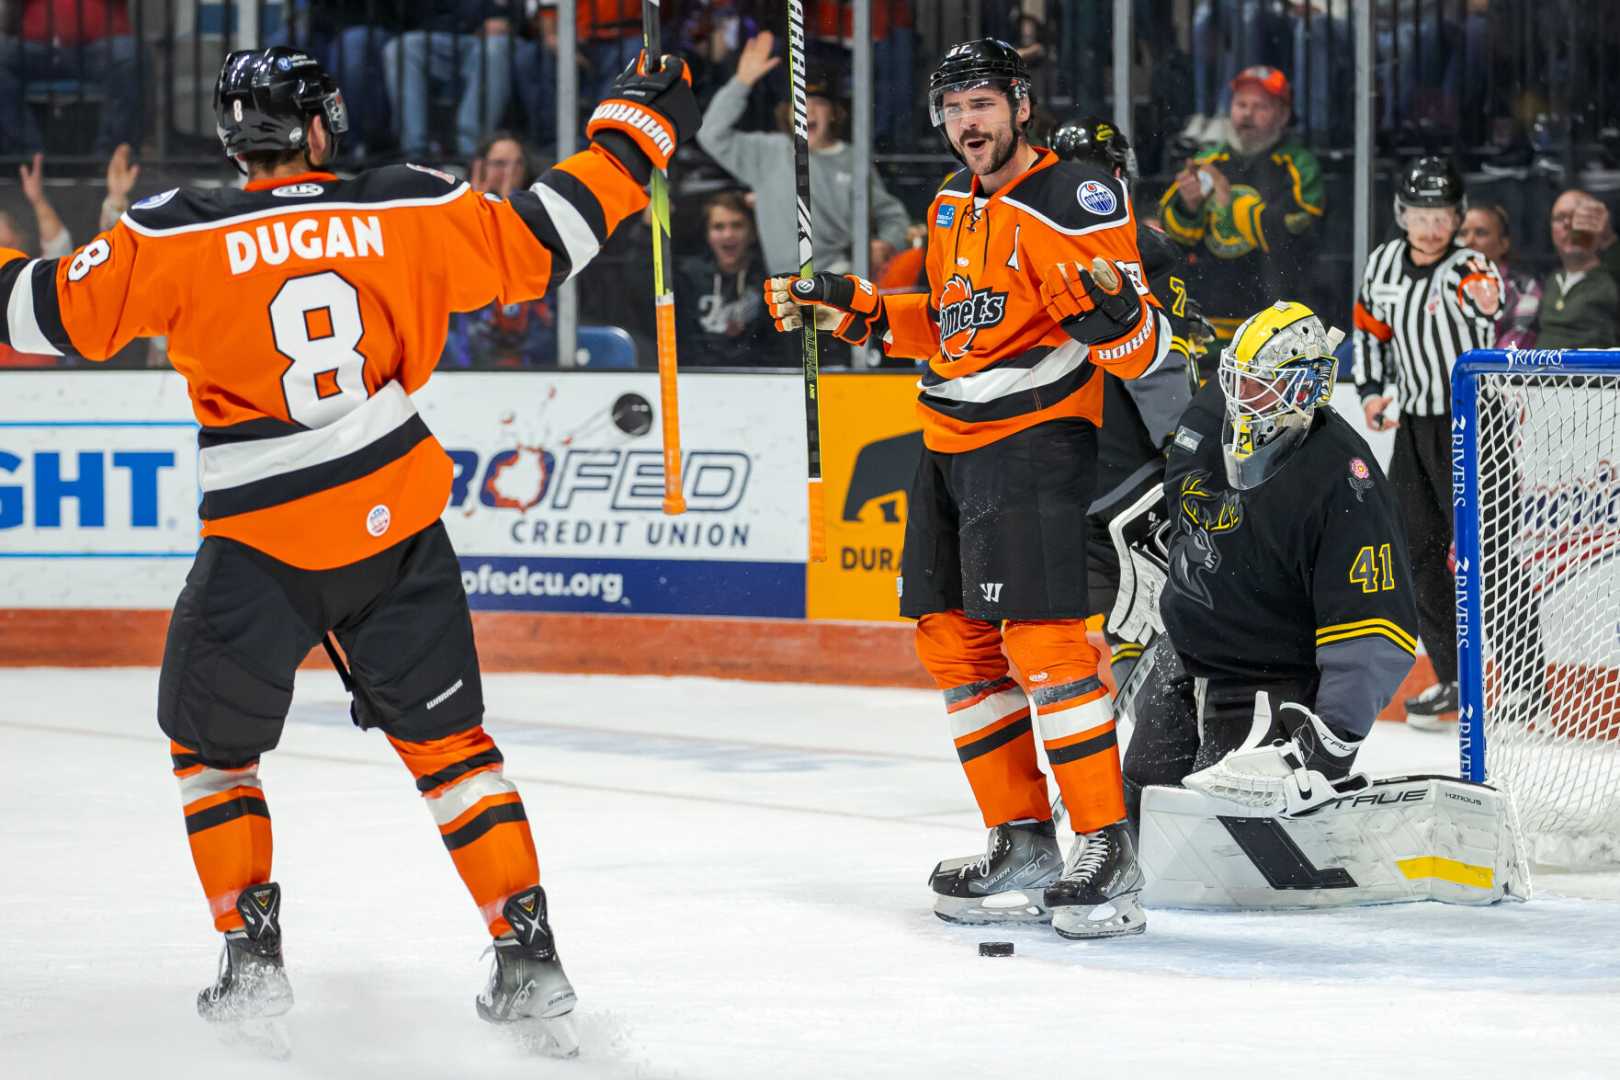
[2,0,1619,369]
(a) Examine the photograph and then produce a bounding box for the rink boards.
[0,371,1396,622]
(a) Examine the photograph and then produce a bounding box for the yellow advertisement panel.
[807,373,923,622]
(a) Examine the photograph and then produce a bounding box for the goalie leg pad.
[1118,638,1200,828]
[1139,777,1533,909]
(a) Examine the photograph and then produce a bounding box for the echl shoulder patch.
[133,188,180,211]
[1173,426,1203,453]
[406,162,458,186]
[935,203,957,229]
[1347,456,1375,502]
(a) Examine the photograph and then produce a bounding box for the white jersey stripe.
[919,339,1087,404]
[198,381,417,492]
[533,181,601,282]
[6,260,64,356]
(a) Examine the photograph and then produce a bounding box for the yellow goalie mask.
[1218,301,1344,489]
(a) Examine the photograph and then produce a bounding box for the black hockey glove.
[586,51,699,184]
[763,272,887,347]
[1039,257,1145,346]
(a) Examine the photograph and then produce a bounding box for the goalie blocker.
[1139,776,1532,909]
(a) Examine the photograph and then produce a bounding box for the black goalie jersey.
[1158,382,1420,735]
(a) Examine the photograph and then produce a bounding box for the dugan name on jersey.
[225,215,384,275]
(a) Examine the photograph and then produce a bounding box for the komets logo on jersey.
[936,275,1007,360]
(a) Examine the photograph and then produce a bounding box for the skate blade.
[933,889,1052,926]
[514,1012,580,1059]
[1404,713,1457,732]
[214,1016,292,1060]
[1051,892,1147,940]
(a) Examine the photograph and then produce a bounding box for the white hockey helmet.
[1218,301,1344,489]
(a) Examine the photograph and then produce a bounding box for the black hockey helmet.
[1050,114,1137,182]
[215,46,348,170]
[1395,155,1466,222]
[927,38,1031,128]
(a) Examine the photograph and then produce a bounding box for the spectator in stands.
[0,152,69,365]
[98,142,139,232]
[385,1,514,161]
[676,1,765,112]
[674,191,780,367]
[809,0,914,150]
[272,0,400,159]
[442,132,555,368]
[1536,189,1620,350]
[0,0,141,155]
[576,0,643,106]
[1458,202,1540,348]
[1159,65,1323,350]
[1183,0,1290,145]
[512,3,558,148]
[697,31,910,277]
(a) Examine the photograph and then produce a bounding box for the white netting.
[1471,369,1620,868]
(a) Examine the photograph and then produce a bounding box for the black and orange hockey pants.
[158,523,540,937]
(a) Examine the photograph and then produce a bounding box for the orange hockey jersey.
[880,148,1169,452]
[0,147,646,569]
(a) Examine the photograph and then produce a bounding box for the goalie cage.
[1453,348,1620,869]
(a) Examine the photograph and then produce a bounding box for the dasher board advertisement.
[417,371,808,617]
[1,371,808,617]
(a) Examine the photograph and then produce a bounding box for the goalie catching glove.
[586,51,699,182]
[1039,256,1145,346]
[1184,697,1366,817]
[763,272,887,346]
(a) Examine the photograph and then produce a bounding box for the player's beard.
[958,123,1019,177]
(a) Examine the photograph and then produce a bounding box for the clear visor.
[1394,200,1463,233]
[929,78,1024,127]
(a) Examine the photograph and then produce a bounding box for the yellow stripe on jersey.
[1316,617,1418,654]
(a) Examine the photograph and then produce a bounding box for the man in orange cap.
[1159,65,1325,353]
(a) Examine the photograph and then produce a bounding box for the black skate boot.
[1045,821,1147,940]
[477,887,579,1058]
[197,883,294,1022]
[1405,681,1459,732]
[929,820,1063,925]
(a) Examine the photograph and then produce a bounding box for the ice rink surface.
[3,668,1618,1080]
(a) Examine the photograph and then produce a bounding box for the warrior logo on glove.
[937,276,1008,359]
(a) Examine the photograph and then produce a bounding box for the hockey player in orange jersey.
[766,40,1171,940]
[0,46,698,1053]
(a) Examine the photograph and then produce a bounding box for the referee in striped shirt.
[1352,157,1503,729]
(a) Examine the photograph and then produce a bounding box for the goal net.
[1454,349,1620,868]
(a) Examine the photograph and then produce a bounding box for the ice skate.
[929,820,1062,925]
[477,887,580,1059]
[197,883,293,1059]
[1404,681,1459,732]
[1045,821,1146,939]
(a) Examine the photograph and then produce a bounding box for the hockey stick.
[641,0,686,515]
[786,0,827,562]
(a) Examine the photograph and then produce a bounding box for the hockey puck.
[978,941,1014,958]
